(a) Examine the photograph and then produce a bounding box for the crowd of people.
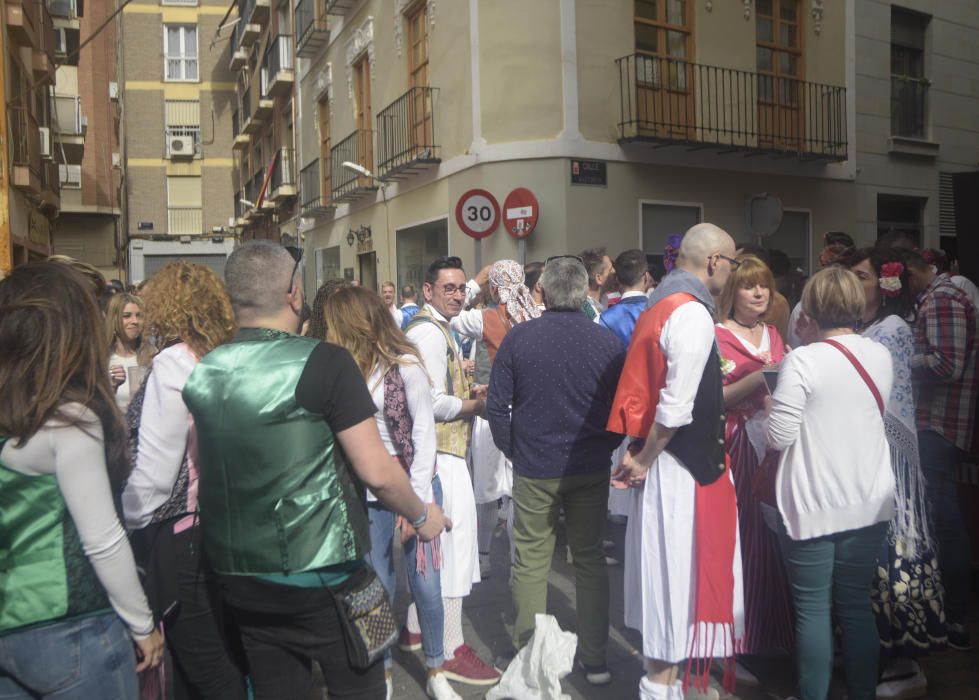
[0,222,976,700]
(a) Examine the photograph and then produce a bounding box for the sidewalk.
[325,516,979,699]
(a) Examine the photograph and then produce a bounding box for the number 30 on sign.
[455,189,501,240]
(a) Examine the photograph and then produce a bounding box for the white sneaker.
[876,659,927,700]
[426,672,463,700]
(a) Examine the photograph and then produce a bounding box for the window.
[396,219,448,292]
[891,8,929,138]
[318,96,331,202]
[353,55,373,174]
[407,3,429,89]
[766,210,810,274]
[877,194,924,245]
[756,0,803,148]
[164,26,198,82]
[59,164,82,189]
[167,176,203,235]
[640,202,701,262]
[315,246,341,288]
[165,100,202,156]
[633,1,692,137]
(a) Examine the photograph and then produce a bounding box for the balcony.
[300,159,334,215]
[46,0,77,19]
[296,0,329,58]
[269,148,297,202]
[32,3,56,81]
[262,35,294,99]
[7,0,39,48]
[330,129,376,202]
[40,159,60,212]
[240,87,263,135]
[234,191,249,224]
[53,94,85,160]
[232,109,250,151]
[376,86,440,178]
[168,208,203,235]
[326,0,358,13]
[9,106,43,195]
[229,45,248,72]
[239,0,269,26]
[616,54,847,161]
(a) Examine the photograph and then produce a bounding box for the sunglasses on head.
[544,254,583,265]
[285,246,303,294]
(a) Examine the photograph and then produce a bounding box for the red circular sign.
[455,189,500,239]
[503,187,539,239]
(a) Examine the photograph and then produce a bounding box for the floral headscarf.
[489,260,541,324]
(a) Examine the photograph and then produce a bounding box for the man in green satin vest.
[183,241,448,699]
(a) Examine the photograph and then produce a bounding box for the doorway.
[359,251,378,291]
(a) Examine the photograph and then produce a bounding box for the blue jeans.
[366,476,444,669]
[0,612,137,699]
[777,521,889,700]
[918,430,971,627]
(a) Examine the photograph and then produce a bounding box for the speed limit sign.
[455,189,500,240]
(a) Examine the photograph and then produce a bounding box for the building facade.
[288,0,855,294]
[854,0,979,278]
[119,0,237,282]
[48,0,124,281]
[1,0,60,273]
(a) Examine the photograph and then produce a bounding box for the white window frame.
[163,25,199,82]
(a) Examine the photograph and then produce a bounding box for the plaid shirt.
[911,274,979,450]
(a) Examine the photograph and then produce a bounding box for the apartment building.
[120,0,236,282]
[290,0,854,293]
[229,0,298,244]
[47,0,124,280]
[1,0,60,273]
[854,1,979,279]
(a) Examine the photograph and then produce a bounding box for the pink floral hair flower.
[879,262,904,297]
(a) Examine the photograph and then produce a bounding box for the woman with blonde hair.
[768,266,896,700]
[321,286,459,700]
[122,261,245,700]
[106,292,156,410]
[0,261,163,698]
[714,255,794,660]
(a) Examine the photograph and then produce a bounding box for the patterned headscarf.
[489,260,541,324]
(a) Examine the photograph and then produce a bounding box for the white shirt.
[656,302,716,429]
[951,275,979,310]
[787,301,806,348]
[1,405,155,638]
[406,304,465,422]
[122,344,197,530]
[109,352,140,411]
[365,359,437,503]
[768,335,896,540]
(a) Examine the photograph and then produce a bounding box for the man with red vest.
[609,223,744,700]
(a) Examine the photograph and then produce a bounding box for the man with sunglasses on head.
[404,256,501,687]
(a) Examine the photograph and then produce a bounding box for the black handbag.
[330,565,398,670]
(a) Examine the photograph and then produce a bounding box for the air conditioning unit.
[39,127,52,159]
[54,28,67,56]
[167,134,195,158]
[109,82,119,100]
[59,164,81,189]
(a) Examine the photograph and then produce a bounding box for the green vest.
[182,329,370,576]
[406,309,472,459]
[0,437,110,634]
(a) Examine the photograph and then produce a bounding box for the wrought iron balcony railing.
[616,53,847,161]
[262,34,294,98]
[46,0,77,19]
[300,159,333,214]
[9,106,41,175]
[330,129,375,201]
[296,0,329,58]
[376,86,440,178]
[891,76,928,139]
[270,147,296,196]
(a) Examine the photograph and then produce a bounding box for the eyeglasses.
[436,284,467,296]
[285,246,302,294]
[544,255,583,265]
[716,254,742,271]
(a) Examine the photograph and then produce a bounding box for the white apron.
[469,416,512,505]
[437,452,481,597]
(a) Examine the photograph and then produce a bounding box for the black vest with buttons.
[665,342,726,486]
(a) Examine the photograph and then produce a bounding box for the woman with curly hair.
[106,293,156,410]
[0,261,164,698]
[121,261,246,700]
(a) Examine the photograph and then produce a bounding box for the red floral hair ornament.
[878,262,904,298]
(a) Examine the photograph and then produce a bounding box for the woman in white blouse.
[105,292,155,410]
[768,266,895,700]
[322,286,460,700]
[0,261,163,697]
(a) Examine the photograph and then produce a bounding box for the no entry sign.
[503,188,539,239]
[455,189,500,240]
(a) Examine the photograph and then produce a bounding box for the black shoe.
[948,623,973,651]
[574,656,611,686]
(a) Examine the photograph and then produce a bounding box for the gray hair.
[224,240,296,317]
[540,257,588,311]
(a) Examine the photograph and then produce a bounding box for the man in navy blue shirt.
[487,255,625,686]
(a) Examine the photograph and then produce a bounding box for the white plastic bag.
[486,614,577,700]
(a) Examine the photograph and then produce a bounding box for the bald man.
[608,224,744,700]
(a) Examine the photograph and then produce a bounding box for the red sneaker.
[441,645,501,686]
[398,626,422,652]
